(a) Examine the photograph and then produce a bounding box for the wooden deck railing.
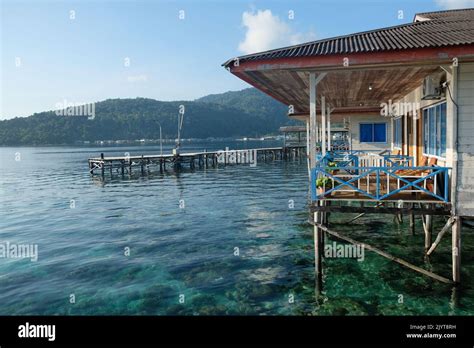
[311,152,450,203]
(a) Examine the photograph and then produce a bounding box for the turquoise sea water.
[0,141,473,315]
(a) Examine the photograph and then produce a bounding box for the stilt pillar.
[452,217,461,284]
[424,214,433,252]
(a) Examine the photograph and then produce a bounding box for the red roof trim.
[230,45,474,74]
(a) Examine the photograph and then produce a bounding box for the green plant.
[326,161,339,173]
[316,177,332,189]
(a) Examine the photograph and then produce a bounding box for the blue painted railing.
[311,152,450,203]
[317,151,413,168]
[383,154,413,167]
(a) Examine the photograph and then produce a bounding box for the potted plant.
[326,161,339,174]
[316,177,333,195]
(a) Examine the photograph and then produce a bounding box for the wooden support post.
[321,96,326,156]
[452,217,461,284]
[321,201,328,250]
[314,209,323,286]
[423,214,433,252]
[327,107,331,151]
[121,161,124,175]
[309,73,316,168]
[175,155,181,170]
[100,153,105,176]
[409,206,415,235]
[396,211,403,224]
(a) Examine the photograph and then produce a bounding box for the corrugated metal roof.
[415,8,474,21]
[279,126,306,132]
[223,8,474,67]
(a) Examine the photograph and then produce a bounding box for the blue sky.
[1,0,471,119]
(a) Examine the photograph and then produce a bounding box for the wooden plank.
[426,217,455,256]
[310,204,451,215]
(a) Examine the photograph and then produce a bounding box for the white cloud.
[238,9,316,54]
[435,0,474,9]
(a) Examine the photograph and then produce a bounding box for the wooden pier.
[88,145,306,176]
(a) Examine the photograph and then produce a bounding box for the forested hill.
[0,88,293,145]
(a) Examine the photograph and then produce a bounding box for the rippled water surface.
[0,141,473,315]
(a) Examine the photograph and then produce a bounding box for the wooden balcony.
[311,151,451,204]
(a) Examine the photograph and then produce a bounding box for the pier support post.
[175,155,181,170]
[314,210,323,285]
[395,202,403,224]
[423,214,433,252]
[100,153,105,177]
[409,205,415,235]
[452,217,461,284]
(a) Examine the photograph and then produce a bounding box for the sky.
[1,0,473,119]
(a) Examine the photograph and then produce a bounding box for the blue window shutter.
[435,106,440,157]
[440,103,447,157]
[399,118,402,146]
[423,109,430,153]
[360,124,373,142]
[429,108,435,155]
[393,119,398,147]
[374,123,386,142]
[397,118,402,147]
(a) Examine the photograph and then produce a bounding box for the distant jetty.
[88,145,306,176]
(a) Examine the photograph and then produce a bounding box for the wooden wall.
[456,62,474,217]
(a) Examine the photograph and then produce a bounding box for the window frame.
[422,101,447,159]
[393,117,403,150]
[359,122,387,144]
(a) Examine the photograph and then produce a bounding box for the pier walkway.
[88,145,305,176]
